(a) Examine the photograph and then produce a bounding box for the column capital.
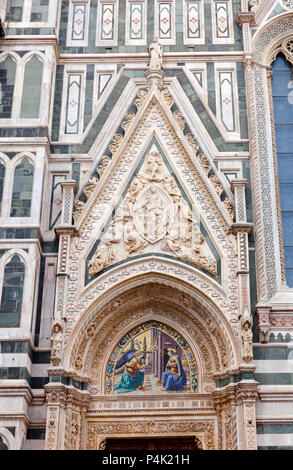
[230,178,248,193]
[236,11,256,27]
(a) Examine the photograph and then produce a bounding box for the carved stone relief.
[86,420,215,450]
[88,147,218,278]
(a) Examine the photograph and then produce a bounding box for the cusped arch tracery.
[252,12,293,65]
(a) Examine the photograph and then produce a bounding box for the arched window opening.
[20,55,43,118]
[0,162,5,215]
[0,255,25,328]
[0,56,16,119]
[10,158,34,217]
[272,53,293,287]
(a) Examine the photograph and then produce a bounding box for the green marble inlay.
[255,373,293,385]
[57,0,242,54]
[51,68,248,155]
[164,69,248,152]
[0,256,25,328]
[5,0,23,21]
[257,423,293,434]
[253,346,293,360]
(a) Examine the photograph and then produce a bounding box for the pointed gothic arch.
[63,270,240,387]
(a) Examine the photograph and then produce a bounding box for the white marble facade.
[0,0,293,451]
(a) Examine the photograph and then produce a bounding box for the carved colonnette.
[213,377,258,450]
[44,383,90,450]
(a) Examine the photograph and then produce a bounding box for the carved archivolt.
[64,273,240,373]
[252,13,293,64]
[65,279,238,395]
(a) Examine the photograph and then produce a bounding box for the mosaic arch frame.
[105,320,198,395]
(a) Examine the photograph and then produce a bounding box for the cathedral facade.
[0,0,293,451]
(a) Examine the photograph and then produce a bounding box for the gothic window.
[10,158,34,217]
[5,0,24,22]
[20,55,43,118]
[0,255,25,328]
[272,54,293,287]
[0,56,16,119]
[0,161,5,215]
[30,0,49,22]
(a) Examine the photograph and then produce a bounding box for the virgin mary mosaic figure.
[162,348,187,391]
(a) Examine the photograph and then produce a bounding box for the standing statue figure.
[241,314,253,363]
[249,0,259,12]
[149,36,163,69]
[51,322,63,366]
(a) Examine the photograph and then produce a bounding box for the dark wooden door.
[105,437,200,450]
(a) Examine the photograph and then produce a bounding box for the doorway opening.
[105,436,202,450]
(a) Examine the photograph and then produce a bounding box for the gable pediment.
[86,140,220,283]
[71,83,235,285]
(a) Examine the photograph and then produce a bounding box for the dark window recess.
[272,53,293,287]
[0,256,25,328]
[0,56,16,118]
[10,158,34,217]
[0,162,5,215]
[26,428,46,440]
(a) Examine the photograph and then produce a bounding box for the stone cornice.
[237,11,257,27]
[227,223,253,234]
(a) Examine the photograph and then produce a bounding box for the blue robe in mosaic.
[162,355,186,391]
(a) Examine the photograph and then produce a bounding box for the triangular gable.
[85,138,221,284]
[71,83,235,286]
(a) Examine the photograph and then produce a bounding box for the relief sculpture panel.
[88,144,219,279]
